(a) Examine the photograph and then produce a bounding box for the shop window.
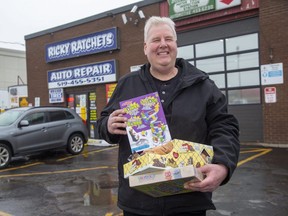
[196,39,224,58]
[226,33,258,53]
[209,74,226,89]
[228,88,260,105]
[196,57,224,73]
[177,45,194,59]
[226,52,259,70]
[227,70,260,88]
[178,32,260,105]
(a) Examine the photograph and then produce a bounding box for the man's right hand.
[107,109,127,135]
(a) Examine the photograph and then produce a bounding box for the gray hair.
[144,16,177,42]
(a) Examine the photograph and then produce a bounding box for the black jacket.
[97,58,240,215]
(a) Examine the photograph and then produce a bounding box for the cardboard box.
[124,139,213,178]
[129,165,203,197]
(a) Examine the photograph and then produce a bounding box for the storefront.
[25,0,288,144]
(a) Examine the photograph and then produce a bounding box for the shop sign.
[35,97,40,107]
[168,0,241,19]
[106,83,117,103]
[47,59,117,89]
[89,92,97,138]
[45,27,119,63]
[49,88,64,103]
[264,87,276,103]
[261,63,283,85]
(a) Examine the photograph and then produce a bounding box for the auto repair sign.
[47,59,117,89]
[45,27,119,62]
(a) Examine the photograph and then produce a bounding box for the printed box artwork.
[119,92,171,153]
[129,165,203,197]
[123,139,214,178]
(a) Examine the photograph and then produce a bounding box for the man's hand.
[107,109,127,135]
[184,164,228,192]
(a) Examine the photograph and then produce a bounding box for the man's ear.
[144,43,147,55]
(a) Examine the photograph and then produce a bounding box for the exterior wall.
[0,48,27,109]
[259,0,288,144]
[24,0,288,144]
[0,48,26,90]
[25,3,161,112]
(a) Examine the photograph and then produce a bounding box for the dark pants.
[123,210,206,216]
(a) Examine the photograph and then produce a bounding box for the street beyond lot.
[0,143,287,216]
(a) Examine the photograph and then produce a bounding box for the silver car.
[0,106,89,169]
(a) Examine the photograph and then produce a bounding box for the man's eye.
[152,39,160,42]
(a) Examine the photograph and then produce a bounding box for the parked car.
[0,106,89,169]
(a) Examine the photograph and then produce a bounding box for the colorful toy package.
[119,92,171,153]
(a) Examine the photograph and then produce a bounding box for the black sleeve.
[206,84,240,185]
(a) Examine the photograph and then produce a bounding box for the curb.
[87,139,117,147]
[241,142,288,148]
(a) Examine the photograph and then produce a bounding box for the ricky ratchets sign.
[45,27,119,63]
[168,0,242,20]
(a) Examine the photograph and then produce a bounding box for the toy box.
[119,92,171,153]
[123,139,213,178]
[129,165,203,197]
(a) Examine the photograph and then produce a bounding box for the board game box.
[123,139,214,178]
[129,165,204,197]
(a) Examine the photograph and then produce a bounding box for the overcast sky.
[0,0,142,51]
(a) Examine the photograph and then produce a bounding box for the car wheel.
[0,144,12,169]
[67,133,85,155]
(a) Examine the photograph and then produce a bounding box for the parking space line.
[0,162,44,173]
[0,146,118,173]
[237,148,272,167]
[56,146,118,162]
[0,165,116,179]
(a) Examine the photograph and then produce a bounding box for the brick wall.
[26,4,160,114]
[260,0,288,143]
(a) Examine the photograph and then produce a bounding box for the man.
[96,16,240,216]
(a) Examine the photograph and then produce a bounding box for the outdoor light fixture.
[122,5,146,26]
[138,10,145,19]
[130,5,138,13]
[122,14,128,25]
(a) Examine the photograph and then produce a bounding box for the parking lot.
[0,142,287,216]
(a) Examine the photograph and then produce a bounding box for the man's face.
[144,24,177,71]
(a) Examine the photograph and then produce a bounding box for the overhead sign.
[45,27,119,62]
[261,63,283,85]
[47,59,117,89]
[264,87,276,103]
[168,0,241,19]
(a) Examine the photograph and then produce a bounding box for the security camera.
[131,5,138,13]
[138,10,145,19]
[122,14,128,24]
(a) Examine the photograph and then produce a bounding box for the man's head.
[143,16,178,75]
[144,16,177,43]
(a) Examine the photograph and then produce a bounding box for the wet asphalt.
[0,142,287,216]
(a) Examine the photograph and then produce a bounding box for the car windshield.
[0,110,25,126]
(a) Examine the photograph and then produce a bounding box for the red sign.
[264,87,276,103]
[220,0,234,5]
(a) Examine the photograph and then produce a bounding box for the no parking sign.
[264,87,276,103]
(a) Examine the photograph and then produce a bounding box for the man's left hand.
[184,164,228,192]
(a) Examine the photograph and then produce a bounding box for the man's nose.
[159,38,167,48]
